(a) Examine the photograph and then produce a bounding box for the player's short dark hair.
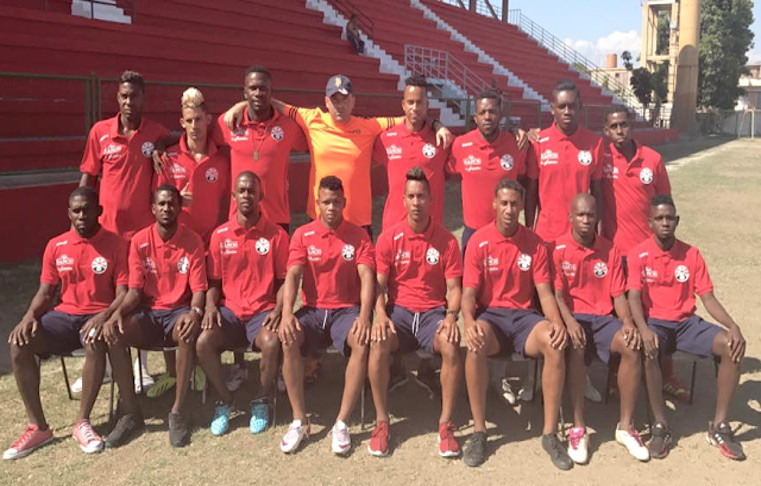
[650,194,675,210]
[319,175,344,193]
[476,88,503,106]
[154,184,181,204]
[405,166,430,193]
[69,186,98,204]
[405,74,429,89]
[552,79,580,104]
[605,105,630,123]
[494,178,525,198]
[119,70,145,92]
[245,65,272,82]
[236,170,262,187]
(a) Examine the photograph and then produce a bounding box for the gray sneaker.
[168,411,190,448]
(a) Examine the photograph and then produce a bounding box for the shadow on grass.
[659,135,736,165]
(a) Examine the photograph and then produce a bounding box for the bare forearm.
[79,172,96,188]
[627,292,649,331]
[445,285,462,315]
[461,289,478,324]
[524,178,538,229]
[102,286,128,320]
[281,269,301,317]
[24,288,55,320]
[553,290,576,325]
[358,269,374,322]
[206,285,221,308]
[612,294,635,326]
[190,291,205,312]
[117,289,142,316]
[702,294,738,329]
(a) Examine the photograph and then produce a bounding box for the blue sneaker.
[249,399,269,434]
[210,402,232,436]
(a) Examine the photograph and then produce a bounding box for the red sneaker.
[438,421,460,457]
[3,424,54,460]
[368,420,390,457]
[73,419,104,454]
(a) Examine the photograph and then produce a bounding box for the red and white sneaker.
[72,419,104,454]
[280,419,309,453]
[368,420,390,457]
[3,424,54,460]
[438,421,460,458]
[567,426,589,464]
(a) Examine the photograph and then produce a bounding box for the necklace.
[252,116,277,162]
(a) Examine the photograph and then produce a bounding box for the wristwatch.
[190,306,203,318]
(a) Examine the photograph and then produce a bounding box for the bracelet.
[446,309,459,317]
[190,306,203,317]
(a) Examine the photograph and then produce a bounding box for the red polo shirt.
[601,140,671,255]
[207,214,289,319]
[375,219,462,312]
[529,123,603,243]
[553,232,625,316]
[287,219,375,309]
[41,228,129,315]
[128,224,208,310]
[80,114,170,239]
[373,122,450,230]
[447,128,528,230]
[157,136,230,244]
[212,110,307,224]
[627,237,713,322]
[463,223,550,310]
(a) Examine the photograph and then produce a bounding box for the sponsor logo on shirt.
[307,244,322,262]
[221,238,238,256]
[577,150,593,166]
[485,255,500,273]
[674,265,690,283]
[500,154,514,171]
[141,141,155,158]
[386,144,402,160]
[91,256,108,275]
[341,244,356,262]
[463,155,482,172]
[639,168,654,185]
[593,261,608,278]
[168,163,187,179]
[517,253,532,271]
[422,143,436,159]
[561,260,576,278]
[271,126,284,142]
[540,149,559,166]
[177,256,190,274]
[255,237,270,255]
[231,127,248,142]
[56,254,74,271]
[205,167,219,183]
[394,249,411,265]
[143,257,157,274]
[102,143,124,160]
[425,247,440,265]
[602,163,618,180]
[642,266,658,283]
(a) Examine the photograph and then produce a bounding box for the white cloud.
[563,30,641,67]
[748,46,761,64]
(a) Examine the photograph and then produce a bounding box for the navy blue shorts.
[388,305,445,354]
[647,315,722,359]
[217,306,268,351]
[296,306,359,357]
[573,313,622,364]
[37,310,94,356]
[476,307,544,357]
[132,307,189,347]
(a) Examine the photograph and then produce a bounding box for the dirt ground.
[0,136,759,485]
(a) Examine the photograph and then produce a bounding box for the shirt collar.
[549,122,582,142]
[563,231,601,255]
[486,221,524,243]
[397,120,432,139]
[404,218,435,240]
[179,134,219,159]
[228,212,268,235]
[109,113,145,140]
[68,226,104,245]
[242,107,282,128]
[151,223,183,248]
[609,139,642,165]
[313,218,346,238]
[645,235,684,258]
[473,127,505,148]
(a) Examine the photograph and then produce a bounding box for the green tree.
[656,11,671,55]
[698,0,755,109]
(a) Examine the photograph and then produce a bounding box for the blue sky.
[511,0,760,66]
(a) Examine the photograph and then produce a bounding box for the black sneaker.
[105,413,144,449]
[462,431,487,467]
[541,434,573,470]
[413,368,441,398]
[168,411,190,448]
[388,361,408,392]
[707,421,746,461]
[648,422,672,459]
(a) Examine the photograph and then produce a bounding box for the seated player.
[196,172,287,436]
[102,185,207,448]
[628,195,747,461]
[4,188,128,459]
[553,194,648,464]
[368,168,463,458]
[278,176,375,455]
[461,179,570,470]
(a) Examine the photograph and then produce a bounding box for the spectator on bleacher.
[4,188,127,460]
[345,14,365,55]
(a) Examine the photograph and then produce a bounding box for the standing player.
[448,89,529,252]
[628,195,747,461]
[278,176,375,455]
[4,188,127,460]
[368,168,463,458]
[461,179,570,470]
[102,185,207,448]
[197,172,287,436]
[158,87,230,244]
[553,194,649,464]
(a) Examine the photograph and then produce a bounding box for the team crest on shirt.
[425,247,440,265]
[177,256,190,274]
[577,150,593,166]
[500,154,514,171]
[141,141,155,158]
[674,265,690,283]
[205,167,219,182]
[341,244,356,261]
[517,253,532,271]
[271,126,284,142]
[91,256,108,275]
[422,143,436,159]
[255,237,270,255]
[593,261,608,278]
[639,168,654,185]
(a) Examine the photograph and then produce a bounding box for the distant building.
[737,63,761,109]
[589,53,632,94]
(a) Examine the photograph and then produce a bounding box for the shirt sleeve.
[371,116,404,134]
[591,136,604,180]
[527,141,540,180]
[284,104,314,133]
[127,237,146,289]
[693,249,714,296]
[443,236,463,279]
[532,241,551,285]
[286,229,307,268]
[609,246,626,297]
[372,135,389,167]
[114,238,130,286]
[211,114,228,147]
[206,231,222,281]
[274,229,289,280]
[374,232,393,277]
[626,248,643,292]
[39,240,59,285]
[79,126,102,176]
[355,234,376,270]
[462,239,482,289]
[188,238,209,293]
[655,157,671,196]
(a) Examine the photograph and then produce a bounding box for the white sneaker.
[567,426,589,464]
[331,420,352,455]
[70,363,112,394]
[585,375,602,403]
[280,419,309,453]
[133,358,154,394]
[615,424,650,461]
[226,363,248,392]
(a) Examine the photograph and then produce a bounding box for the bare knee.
[437,340,460,364]
[258,330,280,357]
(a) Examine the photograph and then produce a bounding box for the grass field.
[0,136,759,484]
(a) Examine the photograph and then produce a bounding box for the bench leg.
[689,360,697,406]
[61,356,74,401]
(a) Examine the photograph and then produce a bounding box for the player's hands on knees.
[8,315,39,347]
[728,327,746,363]
[278,313,301,346]
[371,313,396,342]
[176,312,199,343]
[621,322,641,350]
[640,327,659,360]
[436,315,460,344]
[202,305,222,330]
[351,317,371,345]
[435,125,454,149]
[464,319,486,353]
[548,320,568,350]
[565,318,585,350]
[102,312,124,346]
[81,311,108,345]
[263,309,282,332]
